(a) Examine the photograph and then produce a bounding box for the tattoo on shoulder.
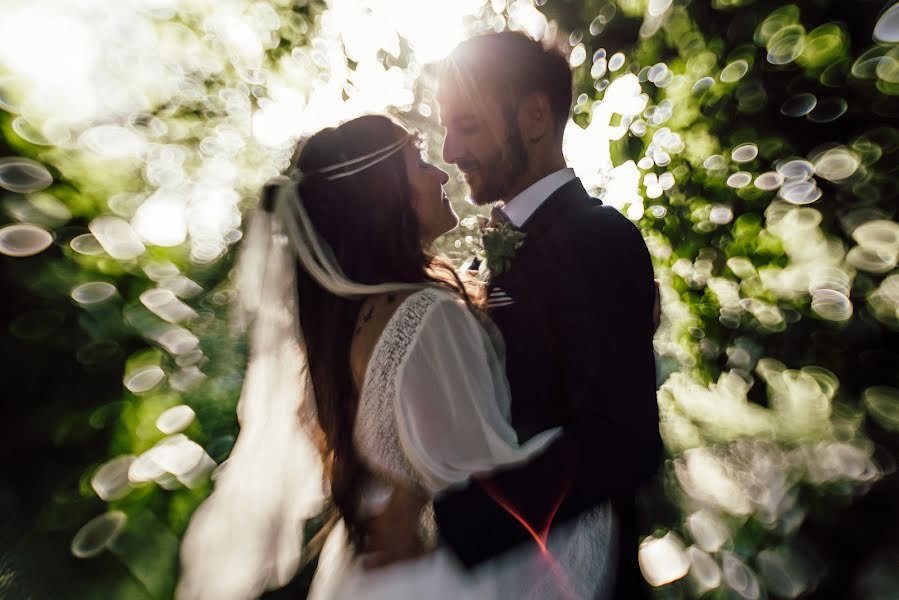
[355,303,375,336]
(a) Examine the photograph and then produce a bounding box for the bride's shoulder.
[387,286,469,329]
[349,287,464,387]
[414,285,466,306]
[380,287,481,351]
[414,286,476,319]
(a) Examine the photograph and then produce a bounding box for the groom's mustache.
[454,160,479,173]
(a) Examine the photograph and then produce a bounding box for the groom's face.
[438,82,528,206]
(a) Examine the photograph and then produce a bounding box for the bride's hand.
[360,484,432,570]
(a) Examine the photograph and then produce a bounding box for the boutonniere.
[480,222,526,277]
[457,215,526,280]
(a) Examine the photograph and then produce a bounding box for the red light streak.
[477,477,576,599]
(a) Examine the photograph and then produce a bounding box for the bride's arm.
[393,294,559,496]
[361,292,557,570]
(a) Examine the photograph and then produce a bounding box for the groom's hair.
[442,31,573,141]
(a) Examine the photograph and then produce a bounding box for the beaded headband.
[308,133,413,181]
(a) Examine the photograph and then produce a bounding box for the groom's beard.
[469,125,528,206]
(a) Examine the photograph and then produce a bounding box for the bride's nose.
[435,166,449,185]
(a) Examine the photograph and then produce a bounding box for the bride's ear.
[517,91,553,144]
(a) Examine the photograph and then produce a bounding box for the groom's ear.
[517,91,553,144]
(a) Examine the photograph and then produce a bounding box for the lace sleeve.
[353,289,441,491]
[354,288,559,497]
[393,292,560,496]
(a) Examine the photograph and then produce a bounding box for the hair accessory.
[311,134,413,181]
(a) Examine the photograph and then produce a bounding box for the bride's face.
[403,140,456,244]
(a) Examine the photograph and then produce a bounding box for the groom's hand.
[361,485,430,570]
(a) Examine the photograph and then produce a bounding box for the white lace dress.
[308,287,616,600]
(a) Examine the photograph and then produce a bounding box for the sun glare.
[0,0,510,263]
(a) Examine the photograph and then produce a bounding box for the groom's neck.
[501,149,567,206]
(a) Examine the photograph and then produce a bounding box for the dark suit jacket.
[433,178,662,599]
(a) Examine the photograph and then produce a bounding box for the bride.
[177,114,613,599]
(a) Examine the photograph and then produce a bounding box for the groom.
[370,32,662,599]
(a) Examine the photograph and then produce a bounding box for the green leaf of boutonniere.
[481,224,526,277]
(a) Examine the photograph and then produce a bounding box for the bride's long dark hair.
[279,115,474,552]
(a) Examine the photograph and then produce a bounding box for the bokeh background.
[1,0,898,598]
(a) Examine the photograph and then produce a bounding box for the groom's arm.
[433,206,662,568]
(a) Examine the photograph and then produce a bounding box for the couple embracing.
[180,31,662,600]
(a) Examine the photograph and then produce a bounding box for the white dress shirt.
[498,167,576,228]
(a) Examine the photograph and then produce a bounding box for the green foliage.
[1,1,326,597]
[551,0,899,596]
[2,0,898,598]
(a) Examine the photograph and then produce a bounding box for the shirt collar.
[498,168,576,228]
